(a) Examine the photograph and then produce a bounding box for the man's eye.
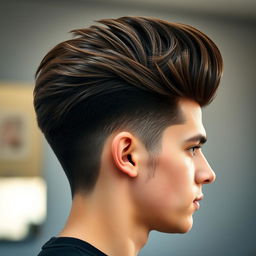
[188,145,201,156]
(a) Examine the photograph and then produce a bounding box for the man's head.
[34,16,223,208]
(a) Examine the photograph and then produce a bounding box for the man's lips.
[193,194,204,210]
[194,194,204,201]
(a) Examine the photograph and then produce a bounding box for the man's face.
[132,98,216,233]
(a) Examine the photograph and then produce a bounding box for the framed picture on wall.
[0,83,46,241]
[0,83,42,177]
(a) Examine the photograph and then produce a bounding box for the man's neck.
[57,192,149,256]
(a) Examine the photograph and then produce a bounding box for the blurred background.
[0,0,255,255]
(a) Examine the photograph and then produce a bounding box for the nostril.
[205,172,216,184]
[205,179,210,184]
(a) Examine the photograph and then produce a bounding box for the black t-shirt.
[38,237,108,256]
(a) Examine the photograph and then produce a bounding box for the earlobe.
[111,132,138,178]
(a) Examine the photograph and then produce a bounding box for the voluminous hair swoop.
[34,16,223,196]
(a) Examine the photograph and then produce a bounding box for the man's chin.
[156,217,193,234]
[177,216,193,233]
[177,223,193,234]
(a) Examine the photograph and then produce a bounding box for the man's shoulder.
[37,236,107,256]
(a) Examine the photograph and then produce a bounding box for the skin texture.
[58,98,216,256]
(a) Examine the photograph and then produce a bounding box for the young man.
[34,16,223,256]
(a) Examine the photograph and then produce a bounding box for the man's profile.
[34,16,223,256]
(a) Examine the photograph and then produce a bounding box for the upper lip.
[194,194,204,201]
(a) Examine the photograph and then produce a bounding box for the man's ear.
[111,132,139,178]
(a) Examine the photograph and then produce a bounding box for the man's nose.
[196,154,216,184]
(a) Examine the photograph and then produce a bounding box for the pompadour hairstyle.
[34,16,223,196]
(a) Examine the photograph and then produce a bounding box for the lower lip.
[193,201,200,210]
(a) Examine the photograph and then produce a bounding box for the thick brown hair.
[34,16,223,196]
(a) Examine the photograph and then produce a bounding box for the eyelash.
[188,145,201,156]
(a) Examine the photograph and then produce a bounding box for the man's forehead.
[164,99,206,141]
[178,98,202,119]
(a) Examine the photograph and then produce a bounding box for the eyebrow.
[184,134,207,144]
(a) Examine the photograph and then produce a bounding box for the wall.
[0,0,255,255]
